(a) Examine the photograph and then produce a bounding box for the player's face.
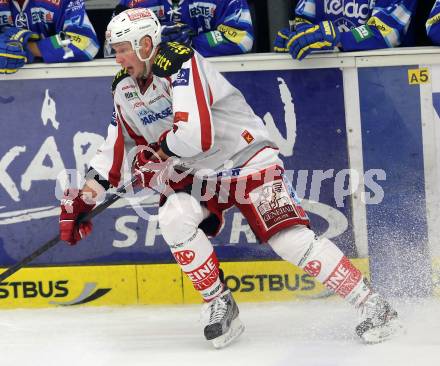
[112,41,146,79]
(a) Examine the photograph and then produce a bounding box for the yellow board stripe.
[0,259,370,308]
[2,257,439,308]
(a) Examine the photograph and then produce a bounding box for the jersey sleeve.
[161,55,214,158]
[37,0,99,63]
[191,0,254,56]
[339,0,417,51]
[294,0,317,22]
[427,1,440,45]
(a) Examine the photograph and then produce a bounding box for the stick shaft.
[0,176,138,283]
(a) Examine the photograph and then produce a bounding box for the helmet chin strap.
[135,45,157,78]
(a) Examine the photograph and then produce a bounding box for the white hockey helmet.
[106,8,162,62]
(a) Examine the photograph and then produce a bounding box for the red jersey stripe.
[108,116,125,187]
[191,57,212,151]
[117,105,148,147]
[208,85,213,106]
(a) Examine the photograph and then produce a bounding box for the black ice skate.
[202,289,245,349]
[356,293,402,344]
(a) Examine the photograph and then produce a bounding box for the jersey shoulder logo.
[152,41,194,78]
[172,68,190,87]
[112,68,130,94]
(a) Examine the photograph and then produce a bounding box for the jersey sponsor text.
[324,257,361,297]
[324,0,371,22]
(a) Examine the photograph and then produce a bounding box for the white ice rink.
[0,298,438,366]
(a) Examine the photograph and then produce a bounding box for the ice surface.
[0,298,438,366]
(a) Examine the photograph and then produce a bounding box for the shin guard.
[170,228,223,301]
[269,226,371,307]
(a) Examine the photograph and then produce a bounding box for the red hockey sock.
[171,229,223,301]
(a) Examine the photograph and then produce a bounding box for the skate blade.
[211,318,245,349]
[361,318,404,344]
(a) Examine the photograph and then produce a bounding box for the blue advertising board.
[0,69,353,266]
[358,66,431,296]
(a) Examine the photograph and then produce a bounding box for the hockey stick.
[0,175,140,283]
[288,0,297,31]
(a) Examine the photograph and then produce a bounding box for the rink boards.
[0,259,369,308]
[0,258,439,308]
[2,50,440,306]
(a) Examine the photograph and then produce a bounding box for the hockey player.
[274,0,418,60]
[0,0,99,74]
[59,8,401,348]
[106,0,254,57]
[427,0,440,44]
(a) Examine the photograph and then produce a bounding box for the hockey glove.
[132,146,172,190]
[59,189,95,245]
[290,17,314,32]
[161,22,193,45]
[273,27,290,52]
[273,17,313,52]
[287,21,340,61]
[0,36,27,74]
[1,26,39,63]
[273,18,313,52]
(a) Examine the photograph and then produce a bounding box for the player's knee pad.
[268,225,344,284]
[158,192,209,245]
[268,225,316,265]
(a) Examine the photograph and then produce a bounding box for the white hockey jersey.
[90,50,280,187]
